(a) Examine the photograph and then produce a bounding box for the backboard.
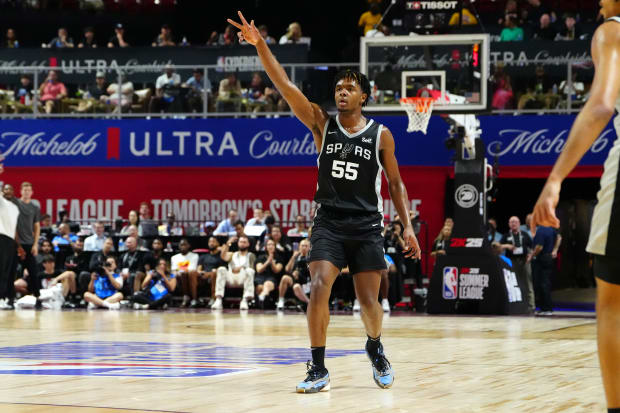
[360,34,490,113]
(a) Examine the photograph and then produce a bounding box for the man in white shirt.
[211,236,256,310]
[171,239,200,307]
[0,160,20,309]
[84,221,106,252]
[149,65,182,113]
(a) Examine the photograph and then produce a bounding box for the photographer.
[277,238,311,310]
[131,258,177,310]
[83,256,123,310]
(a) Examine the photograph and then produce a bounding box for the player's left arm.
[379,127,421,259]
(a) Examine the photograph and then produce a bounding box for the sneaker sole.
[296,383,330,393]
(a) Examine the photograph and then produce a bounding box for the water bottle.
[118,239,125,252]
[165,242,173,252]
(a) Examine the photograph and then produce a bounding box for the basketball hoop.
[399,97,435,134]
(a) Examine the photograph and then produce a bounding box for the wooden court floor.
[0,309,604,413]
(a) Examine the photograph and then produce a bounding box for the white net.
[399,97,435,134]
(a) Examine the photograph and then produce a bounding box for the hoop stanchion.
[399,97,435,134]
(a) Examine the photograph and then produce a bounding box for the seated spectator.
[256,215,276,251]
[143,238,165,273]
[101,72,134,112]
[78,26,97,48]
[213,209,239,237]
[47,27,74,48]
[264,86,289,112]
[518,65,556,110]
[279,22,310,45]
[39,70,67,114]
[258,24,276,44]
[159,213,184,236]
[138,202,158,237]
[36,240,54,273]
[83,256,123,310]
[215,72,242,112]
[277,238,311,310]
[448,8,479,26]
[487,218,503,243]
[192,236,226,307]
[558,72,586,106]
[172,239,200,307]
[149,65,182,113]
[227,220,251,252]
[84,221,107,252]
[431,225,451,257]
[39,214,53,241]
[498,0,519,26]
[534,13,557,40]
[11,74,34,113]
[131,258,176,309]
[245,207,265,228]
[267,225,293,262]
[500,15,524,42]
[120,210,140,235]
[556,13,582,40]
[286,215,308,238]
[208,24,235,46]
[211,236,256,310]
[51,223,77,252]
[56,210,79,232]
[15,254,59,296]
[255,239,284,308]
[358,3,382,35]
[183,68,210,113]
[152,23,175,47]
[244,72,268,112]
[119,236,146,296]
[83,237,115,296]
[119,225,147,251]
[72,72,108,113]
[108,23,129,48]
[4,28,19,48]
[52,239,88,307]
[523,0,553,28]
[491,63,514,110]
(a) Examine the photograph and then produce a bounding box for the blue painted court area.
[0,341,364,378]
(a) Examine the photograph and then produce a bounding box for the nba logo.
[442,267,458,300]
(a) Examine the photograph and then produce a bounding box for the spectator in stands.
[245,72,268,112]
[245,208,265,228]
[279,22,309,45]
[358,3,382,36]
[534,13,557,40]
[119,236,145,296]
[487,218,502,243]
[39,70,67,114]
[149,65,182,113]
[131,257,176,309]
[120,210,139,235]
[264,85,289,112]
[524,0,553,28]
[277,238,311,310]
[183,69,210,113]
[431,225,451,258]
[173,238,200,307]
[216,72,242,112]
[138,202,158,237]
[152,23,175,47]
[52,223,77,252]
[84,221,106,252]
[78,26,97,48]
[119,225,147,252]
[500,216,535,312]
[36,240,54,273]
[213,209,239,236]
[227,220,250,252]
[83,237,115,296]
[500,15,524,42]
[556,13,582,41]
[47,27,74,48]
[491,63,514,110]
[518,65,555,110]
[256,215,276,252]
[73,71,108,113]
[258,24,276,44]
[195,236,225,307]
[364,23,391,38]
[159,213,184,236]
[384,221,405,273]
[254,239,283,308]
[14,254,59,296]
[448,7,479,26]
[4,28,19,48]
[268,225,293,262]
[143,238,165,272]
[84,256,122,310]
[100,72,134,112]
[108,23,129,48]
[211,235,256,310]
[39,214,53,241]
[52,238,87,307]
[287,215,308,238]
[498,0,519,26]
[11,74,34,113]
[208,24,236,46]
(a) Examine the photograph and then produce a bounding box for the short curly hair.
[333,69,371,106]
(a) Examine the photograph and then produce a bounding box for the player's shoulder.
[594,19,620,44]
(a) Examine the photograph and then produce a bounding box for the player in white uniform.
[532,2,620,411]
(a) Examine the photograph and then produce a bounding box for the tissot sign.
[0,115,613,168]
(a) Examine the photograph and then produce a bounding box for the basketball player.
[227,11,421,393]
[532,2,620,411]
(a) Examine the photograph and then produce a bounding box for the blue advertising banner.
[0,115,616,168]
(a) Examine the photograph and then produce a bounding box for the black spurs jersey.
[314,116,384,213]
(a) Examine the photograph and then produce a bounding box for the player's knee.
[597,279,620,309]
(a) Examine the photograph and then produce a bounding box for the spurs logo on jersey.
[314,116,384,213]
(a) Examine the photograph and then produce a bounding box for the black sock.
[311,346,325,369]
[366,335,381,356]
[608,408,620,413]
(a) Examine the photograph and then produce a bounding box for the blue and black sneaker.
[367,343,394,389]
[296,361,330,393]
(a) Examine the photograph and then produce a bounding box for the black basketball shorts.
[309,207,387,275]
[593,254,620,285]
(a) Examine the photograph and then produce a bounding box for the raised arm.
[379,127,421,259]
[532,22,620,230]
[227,11,329,150]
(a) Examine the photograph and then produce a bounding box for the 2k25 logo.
[450,238,484,248]
[442,267,458,299]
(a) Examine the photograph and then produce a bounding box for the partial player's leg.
[594,255,620,409]
[296,260,339,393]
